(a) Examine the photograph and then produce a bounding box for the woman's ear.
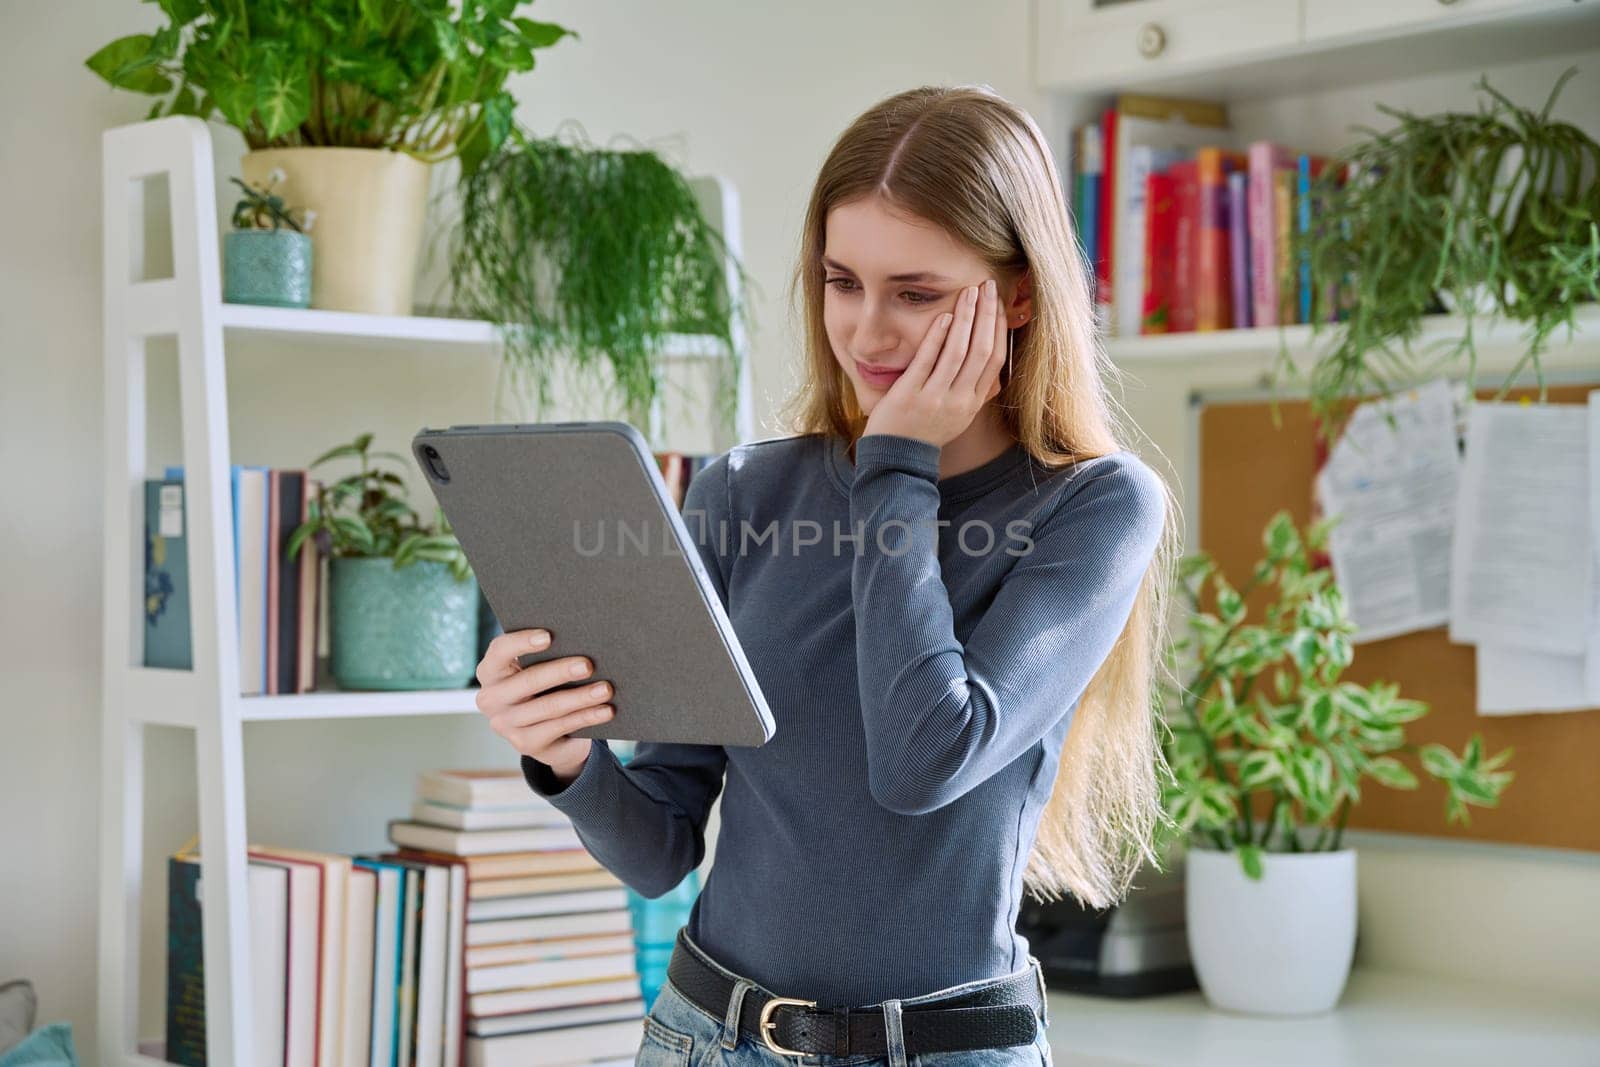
[1005,270,1035,328]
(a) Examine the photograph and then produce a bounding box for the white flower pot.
[1184,845,1357,1016]
[240,146,432,315]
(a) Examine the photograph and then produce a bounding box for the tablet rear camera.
[420,444,451,484]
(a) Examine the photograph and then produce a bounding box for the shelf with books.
[100,114,747,1067]
[1064,81,1599,382]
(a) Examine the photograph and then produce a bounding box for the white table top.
[1043,968,1600,1067]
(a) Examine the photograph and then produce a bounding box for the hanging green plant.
[447,125,752,440]
[1273,68,1600,443]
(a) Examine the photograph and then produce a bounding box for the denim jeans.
[636,931,1054,1067]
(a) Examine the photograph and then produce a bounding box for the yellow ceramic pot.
[240,146,432,316]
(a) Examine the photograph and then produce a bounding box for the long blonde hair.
[779,85,1183,910]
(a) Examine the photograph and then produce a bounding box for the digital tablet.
[411,421,775,748]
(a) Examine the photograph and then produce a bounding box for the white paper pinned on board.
[1468,391,1600,716]
[1448,398,1590,656]
[1313,379,1464,644]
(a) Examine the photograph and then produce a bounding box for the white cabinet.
[1035,0,1597,92]
[1302,0,1581,43]
[1036,0,1301,90]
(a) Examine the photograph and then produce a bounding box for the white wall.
[0,0,1595,1056]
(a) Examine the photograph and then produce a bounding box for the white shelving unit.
[97,115,753,1067]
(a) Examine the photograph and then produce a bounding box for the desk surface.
[1043,969,1600,1067]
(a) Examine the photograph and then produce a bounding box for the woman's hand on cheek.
[862,278,1008,448]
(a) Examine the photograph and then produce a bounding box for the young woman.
[473,85,1179,1067]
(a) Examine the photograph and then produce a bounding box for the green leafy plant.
[287,432,470,581]
[84,0,576,174]
[1274,69,1600,444]
[447,125,751,441]
[1154,511,1515,880]
[229,171,312,232]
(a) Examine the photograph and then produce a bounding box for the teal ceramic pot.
[224,229,312,308]
[329,557,479,690]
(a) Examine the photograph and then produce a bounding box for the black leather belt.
[664,929,1046,1059]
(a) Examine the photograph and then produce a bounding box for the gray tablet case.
[411,421,775,748]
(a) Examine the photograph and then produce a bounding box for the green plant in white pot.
[287,432,478,691]
[1154,511,1514,1016]
[85,0,575,315]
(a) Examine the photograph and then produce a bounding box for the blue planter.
[224,229,312,308]
[628,870,701,1012]
[329,557,479,690]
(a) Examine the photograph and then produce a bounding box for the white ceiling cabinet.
[1035,0,1300,91]
[1036,0,1595,93]
[1302,0,1578,43]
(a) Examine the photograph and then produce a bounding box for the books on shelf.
[146,449,704,700]
[144,477,193,670]
[165,851,293,1067]
[1071,93,1350,340]
[164,767,643,1067]
[145,464,323,695]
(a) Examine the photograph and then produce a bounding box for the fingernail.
[570,658,590,677]
[940,313,954,328]
[985,279,997,297]
[530,630,550,647]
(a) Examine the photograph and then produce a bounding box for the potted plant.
[85,0,576,315]
[1153,510,1514,1016]
[287,432,478,691]
[224,171,314,308]
[1273,68,1600,444]
[447,126,751,443]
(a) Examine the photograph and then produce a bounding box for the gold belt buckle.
[758,996,817,1059]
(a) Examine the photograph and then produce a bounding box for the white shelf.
[1104,305,1600,364]
[219,302,735,360]
[1042,967,1600,1066]
[239,682,479,722]
[97,114,752,1067]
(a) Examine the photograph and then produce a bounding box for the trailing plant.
[287,432,471,581]
[84,0,576,174]
[229,171,313,232]
[1274,69,1600,444]
[448,125,751,441]
[1153,510,1515,880]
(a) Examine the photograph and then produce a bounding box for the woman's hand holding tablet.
[475,627,616,785]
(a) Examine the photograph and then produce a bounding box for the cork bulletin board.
[1195,380,1600,853]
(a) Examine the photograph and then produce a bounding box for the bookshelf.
[1031,0,1600,555]
[97,115,752,1067]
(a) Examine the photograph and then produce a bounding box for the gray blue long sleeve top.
[522,431,1166,1007]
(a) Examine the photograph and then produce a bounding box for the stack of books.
[388,769,646,1067]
